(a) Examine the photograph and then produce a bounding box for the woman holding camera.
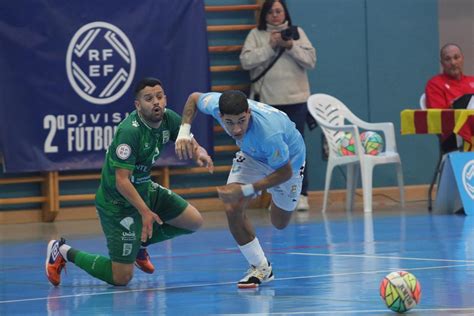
[240,0,316,211]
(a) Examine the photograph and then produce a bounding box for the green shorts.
[97,183,188,264]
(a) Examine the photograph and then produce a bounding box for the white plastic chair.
[307,93,405,213]
[419,93,426,109]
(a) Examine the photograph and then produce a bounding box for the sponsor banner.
[449,152,474,215]
[0,0,211,172]
[434,152,474,215]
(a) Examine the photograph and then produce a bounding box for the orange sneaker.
[135,248,155,274]
[45,238,67,286]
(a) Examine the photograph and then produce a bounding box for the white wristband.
[241,184,255,197]
[177,123,191,140]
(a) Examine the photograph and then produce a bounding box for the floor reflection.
[1,207,474,315]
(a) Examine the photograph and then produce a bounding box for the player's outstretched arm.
[217,162,293,204]
[252,161,293,193]
[175,92,202,160]
[192,138,214,174]
[181,92,202,124]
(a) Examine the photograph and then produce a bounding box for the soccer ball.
[337,132,356,156]
[360,131,384,155]
[380,271,421,313]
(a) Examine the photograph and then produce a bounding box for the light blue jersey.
[197,92,306,172]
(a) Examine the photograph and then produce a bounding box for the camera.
[280,26,300,41]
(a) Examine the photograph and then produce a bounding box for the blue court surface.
[1,209,474,315]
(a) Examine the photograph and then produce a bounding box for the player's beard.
[141,107,163,126]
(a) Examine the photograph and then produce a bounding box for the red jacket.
[425,73,474,109]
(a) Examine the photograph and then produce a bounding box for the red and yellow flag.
[400,109,474,151]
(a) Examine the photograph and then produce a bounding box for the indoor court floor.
[1,202,474,315]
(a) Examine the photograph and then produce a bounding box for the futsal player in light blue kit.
[175,90,306,288]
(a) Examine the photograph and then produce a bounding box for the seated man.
[425,43,474,152]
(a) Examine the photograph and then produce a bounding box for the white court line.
[218,307,474,315]
[288,252,474,263]
[1,263,473,305]
[0,280,235,304]
[274,263,474,282]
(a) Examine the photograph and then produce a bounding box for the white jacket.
[240,22,316,105]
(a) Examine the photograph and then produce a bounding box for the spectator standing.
[240,0,316,211]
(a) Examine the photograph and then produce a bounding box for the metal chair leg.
[428,153,442,212]
[428,151,449,212]
[427,155,442,211]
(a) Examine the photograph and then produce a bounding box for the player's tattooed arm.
[176,92,203,160]
[181,92,202,124]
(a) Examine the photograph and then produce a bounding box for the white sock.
[238,237,267,267]
[59,244,71,261]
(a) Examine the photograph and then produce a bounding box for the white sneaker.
[296,195,309,211]
[237,261,274,289]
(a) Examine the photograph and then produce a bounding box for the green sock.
[67,248,79,262]
[74,251,115,285]
[142,224,193,246]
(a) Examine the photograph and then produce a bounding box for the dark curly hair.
[134,77,163,98]
[219,90,249,115]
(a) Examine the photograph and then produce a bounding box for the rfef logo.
[66,21,136,105]
[462,159,474,199]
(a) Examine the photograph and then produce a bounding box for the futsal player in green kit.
[45,78,214,286]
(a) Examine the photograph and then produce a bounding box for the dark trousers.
[441,133,458,153]
[273,103,309,196]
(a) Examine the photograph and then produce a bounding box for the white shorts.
[227,151,304,212]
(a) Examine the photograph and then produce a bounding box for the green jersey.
[95,109,181,212]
